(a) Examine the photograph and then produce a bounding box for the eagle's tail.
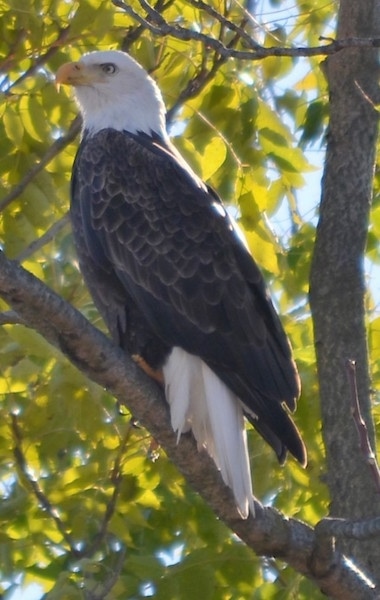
[163,346,254,518]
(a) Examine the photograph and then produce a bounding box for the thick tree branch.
[0,310,25,325]
[0,253,377,598]
[317,516,380,541]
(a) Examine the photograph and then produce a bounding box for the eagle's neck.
[75,81,167,138]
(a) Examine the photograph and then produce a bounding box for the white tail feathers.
[162,346,254,518]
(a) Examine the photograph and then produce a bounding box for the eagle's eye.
[101,63,117,75]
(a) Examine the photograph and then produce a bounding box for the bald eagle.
[56,50,306,518]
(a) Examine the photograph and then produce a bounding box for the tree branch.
[317,516,380,541]
[84,546,127,600]
[2,25,71,94]
[11,412,80,556]
[190,0,260,50]
[84,424,133,558]
[0,252,377,598]
[0,310,25,325]
[120,0,176,51]
[346,359,380,494]
[166,11,248,124]
[112,0,380,60]
[14,214,70,262]
[0,117,81,213]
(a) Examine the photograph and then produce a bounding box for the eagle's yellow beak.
[56,61,96,89]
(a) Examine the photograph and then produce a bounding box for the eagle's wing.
[71,128,305,465]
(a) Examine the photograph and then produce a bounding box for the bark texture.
[309,0,380,579]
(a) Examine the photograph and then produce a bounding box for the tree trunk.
[309,0,380,579]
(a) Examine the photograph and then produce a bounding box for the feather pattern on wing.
[71,128,306,470]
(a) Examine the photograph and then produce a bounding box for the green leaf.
[199,135,227,181]
[3,104,24,147]
[299,100,328,147]
[19,95,50,143]
[244,225,280,275]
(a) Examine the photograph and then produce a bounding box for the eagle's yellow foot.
[131,354,164,385]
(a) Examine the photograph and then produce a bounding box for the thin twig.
[3,26,71,94]
[167,12,249,123]
[10,412,81,557]
[11,394,130,571]
[346,359,380,494]
[15,214,70,263]
[0,30,27,79]
[84,423,133,557]
[191,0,260,49]
[121,0,176,50]
[84,546,127,600]
[0,116,81,213]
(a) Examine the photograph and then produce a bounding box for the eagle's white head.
[56,50,167,138]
